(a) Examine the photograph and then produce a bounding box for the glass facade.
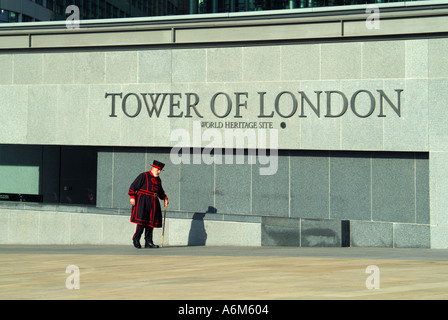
[0,145,98,205]
[196,0,414,14]
[0,0,432,23]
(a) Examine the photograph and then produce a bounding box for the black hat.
[152,160,165,170]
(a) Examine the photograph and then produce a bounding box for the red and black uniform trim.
[128,171,167,228]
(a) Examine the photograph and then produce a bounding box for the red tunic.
[128,171,167,228]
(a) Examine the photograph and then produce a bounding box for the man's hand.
[164,198,169,208]
[130,198,135,206]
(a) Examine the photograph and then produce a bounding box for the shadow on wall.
[187,206,216,246]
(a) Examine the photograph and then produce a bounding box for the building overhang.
[1,1,448,50]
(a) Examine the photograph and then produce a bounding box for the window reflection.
[0,145,97,206]
[0,0,429,23]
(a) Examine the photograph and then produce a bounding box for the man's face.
[152,167,161,177]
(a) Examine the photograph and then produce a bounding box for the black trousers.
[132,225,154,243]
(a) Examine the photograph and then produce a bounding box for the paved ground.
[1,245,448,301]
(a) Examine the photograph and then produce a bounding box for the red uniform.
[128,170,167,228]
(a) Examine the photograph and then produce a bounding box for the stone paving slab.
[1,245,448,300]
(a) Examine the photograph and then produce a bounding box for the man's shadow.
[187,206,216,246]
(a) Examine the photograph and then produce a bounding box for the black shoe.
[133,239,142,249]
[145,242,159,248]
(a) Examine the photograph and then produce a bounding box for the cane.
[161,201,167,247]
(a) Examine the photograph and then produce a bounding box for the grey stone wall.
[94,147,430,248]
[0,39,431,152]
[1,8,446,247]
[0,202,429,248]
[97,147,429,224]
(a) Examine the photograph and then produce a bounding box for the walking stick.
[161,201,167,247]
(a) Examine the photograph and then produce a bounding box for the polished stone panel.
[362,41,405,79]
[301,219,342,247]
[27,86,58,144]
[179,152,214,213]
[339,80,384,151]
[207,47,243,82]
[112,148,146,209]
[13,53,43,85]
[429,79,448,152]
[429,38,448,78]
[172,49,206,83]
[0,55,13,84]
[290,150,329,219]
[330,151,371,221]
[56,85,90,145]
[43,52,74,85]
[280,44,320,81]
[405,39,428,79]
[261,216,300,246]
[252,150,289,216]
[97,149,114,208]
[372,153,415,223]
[394,223,430,248]
[105,51,138,84]
[138,50,172,83]
[350,221,393,248]
[429,152,448,248]
[242,46,281,82]
[383,79,428,151]
[119,84,155,146]
[215,161,251,215]
[321,42,361,80]
[299,80,341,150]
[88,84,123,146]
[0,85,28,144]
[73,52,106,84]
[416,153,430,225]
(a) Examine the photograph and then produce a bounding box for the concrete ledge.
[0,35,29,49]
[0,203,432,248]
[31,29,173,48]
[0,205,261,247]
[0,208,134,245]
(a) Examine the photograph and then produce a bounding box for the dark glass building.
[0,0,430,23]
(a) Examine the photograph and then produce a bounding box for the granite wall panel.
[97,148,429,230]
[329,151,371,221]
